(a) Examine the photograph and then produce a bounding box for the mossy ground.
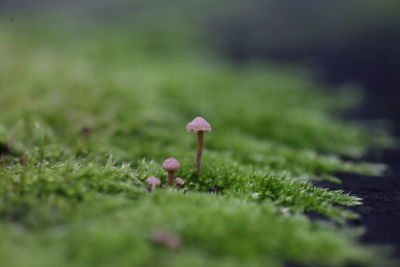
[0,19,395,267]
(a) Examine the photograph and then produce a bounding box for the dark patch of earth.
[315,148,400,258]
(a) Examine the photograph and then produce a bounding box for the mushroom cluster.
[144,116,212,191]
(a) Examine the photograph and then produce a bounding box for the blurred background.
[1,0,399,134]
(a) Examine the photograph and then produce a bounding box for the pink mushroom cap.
[186,117,212,133]
[162,157,181,172]
[146,176,161,186]
[175,177,185,185]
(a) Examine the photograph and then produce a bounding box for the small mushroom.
[151,230,182,250]
[175,177,185,188]
[186,117,212,175]
[164,234,181,250]
[146,176,161,192]
[162,158,180,186]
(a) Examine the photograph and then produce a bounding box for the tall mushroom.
[186,117,212,175]
[162,157,180,186]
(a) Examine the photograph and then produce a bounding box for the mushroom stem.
[167,171,175,186]
[147,184,154,192]
[196,131,204,175]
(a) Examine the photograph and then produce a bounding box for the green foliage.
[0,21,394,266]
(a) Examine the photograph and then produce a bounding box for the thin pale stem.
[147,184,155,192]
[167,171,175,186]
[196,131,204,175]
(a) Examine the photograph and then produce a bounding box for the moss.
[0,20,395,266]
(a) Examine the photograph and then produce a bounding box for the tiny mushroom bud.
[175,177,185,187]
[146,176,161,192]
[186,117,212,175]
[151,230,182,250]
[162,157,180,186]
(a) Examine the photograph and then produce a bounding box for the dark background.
[3,0,398,132]
[212,0,400,135]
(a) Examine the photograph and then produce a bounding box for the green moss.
[0,20,395,266]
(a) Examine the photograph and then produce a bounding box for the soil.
[328,77,400,258]
[316,148,400,257]
[314,84,400,260]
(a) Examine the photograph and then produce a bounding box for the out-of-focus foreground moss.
[0,18,395,267]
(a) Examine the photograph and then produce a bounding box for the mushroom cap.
[146,176,161,186]
[175,177,185,185]
[162,157,180,171]
[186,117,212,132]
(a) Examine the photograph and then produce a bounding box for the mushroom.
[186,117,212,175]
[146,176,161,192]
[151,230,182,250]
[175,177,185,188]
[162,157,180,186]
